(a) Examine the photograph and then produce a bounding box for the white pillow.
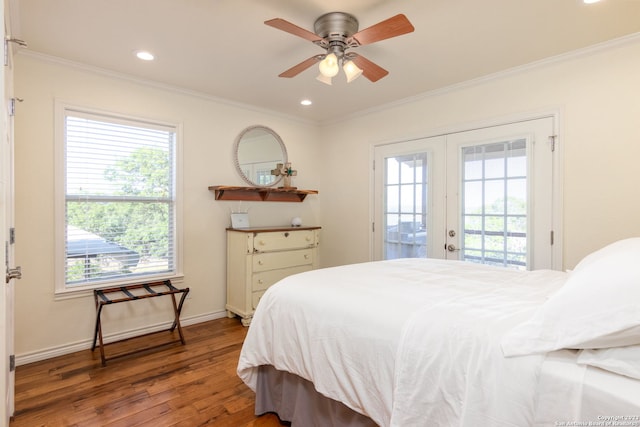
[577,346,640,380]
[502,238,640,357]
[573,237,640,273]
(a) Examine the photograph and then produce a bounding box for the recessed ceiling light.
[583,0,601,3]
[300,99,312,106]
[135,51,155,61]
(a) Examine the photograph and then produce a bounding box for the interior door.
[1,1,20,421]
[444,117,555,269]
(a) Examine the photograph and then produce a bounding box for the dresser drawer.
[253,248,313,272]
[252,291,266,310]
[252,264,313,292]
[252,229,316,252]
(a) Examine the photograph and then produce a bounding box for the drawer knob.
[258,260,264,265]
[284,232,289,237]
[258,279,263,284]
[305,236,311,241]
[304,254,309,259]
[259,240,266,246]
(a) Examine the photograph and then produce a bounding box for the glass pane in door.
[384,153,428,259]
[461,139,528,269]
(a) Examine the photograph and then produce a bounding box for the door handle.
[6,266,22,283]
[446,244,460,252]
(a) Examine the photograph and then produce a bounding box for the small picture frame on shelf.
[230,212,250,228]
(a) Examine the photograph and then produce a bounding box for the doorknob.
[447,244,460,252]
[6,266,22,283]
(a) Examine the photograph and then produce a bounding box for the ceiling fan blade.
[278,56,323,78]
[349,54,389,82]
[351,14,415,46]
[265,18,322,42]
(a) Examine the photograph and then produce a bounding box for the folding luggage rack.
[91,280,189,366]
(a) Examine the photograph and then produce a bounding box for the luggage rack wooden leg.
[91,280,190,366]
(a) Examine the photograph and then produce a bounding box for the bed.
[237,238,640,426]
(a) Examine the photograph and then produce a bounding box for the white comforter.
[237,258,568,426]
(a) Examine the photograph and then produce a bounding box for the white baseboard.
[15,310,228,366]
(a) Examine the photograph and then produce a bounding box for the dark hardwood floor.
[10,317,288,426]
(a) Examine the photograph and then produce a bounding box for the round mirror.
[233,125,287,187]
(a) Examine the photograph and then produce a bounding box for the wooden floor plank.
[10,318,289,427]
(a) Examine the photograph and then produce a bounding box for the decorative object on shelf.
[271,162,297,189]
[234,125,287,187]
[209,186,318,203]
[291,217,302,227]
[230,212,250,228]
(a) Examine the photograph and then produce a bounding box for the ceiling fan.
[265,12,414,84]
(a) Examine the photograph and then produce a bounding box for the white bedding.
[237,258,568,426]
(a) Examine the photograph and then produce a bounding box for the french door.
[373,117,557,270]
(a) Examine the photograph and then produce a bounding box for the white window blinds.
[64,110,177,286]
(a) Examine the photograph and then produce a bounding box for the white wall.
[13,54,321,362]
[317,35,640,270]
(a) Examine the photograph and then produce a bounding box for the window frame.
[54,102,183,296]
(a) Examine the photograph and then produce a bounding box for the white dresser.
[226,226,321,326]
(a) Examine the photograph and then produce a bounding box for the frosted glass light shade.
[343,60,363,83]
[318,53,339,77]
[316,73,332,85]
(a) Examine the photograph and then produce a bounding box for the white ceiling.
[10,0,640,123]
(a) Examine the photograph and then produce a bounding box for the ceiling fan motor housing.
[314,12,359,59]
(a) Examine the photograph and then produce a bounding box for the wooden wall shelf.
[209,186,318,202]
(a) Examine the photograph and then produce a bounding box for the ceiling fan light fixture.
[343,60,363,83]
[318,53,339,77]
[316,73,333,85]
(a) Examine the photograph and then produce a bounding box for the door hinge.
[9,354,15,372]
[4,37,27,66]
[372,160,375,171]
[9,98,23,117]
[9,227,15,244]
[548,135,557,152]
[550,230,554,245]
[372,222,375,233]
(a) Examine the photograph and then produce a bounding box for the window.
[383,153,429,259]
[461,139,528,269]
[56,105,181,292]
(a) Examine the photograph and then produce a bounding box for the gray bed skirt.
[255,365,379,427]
